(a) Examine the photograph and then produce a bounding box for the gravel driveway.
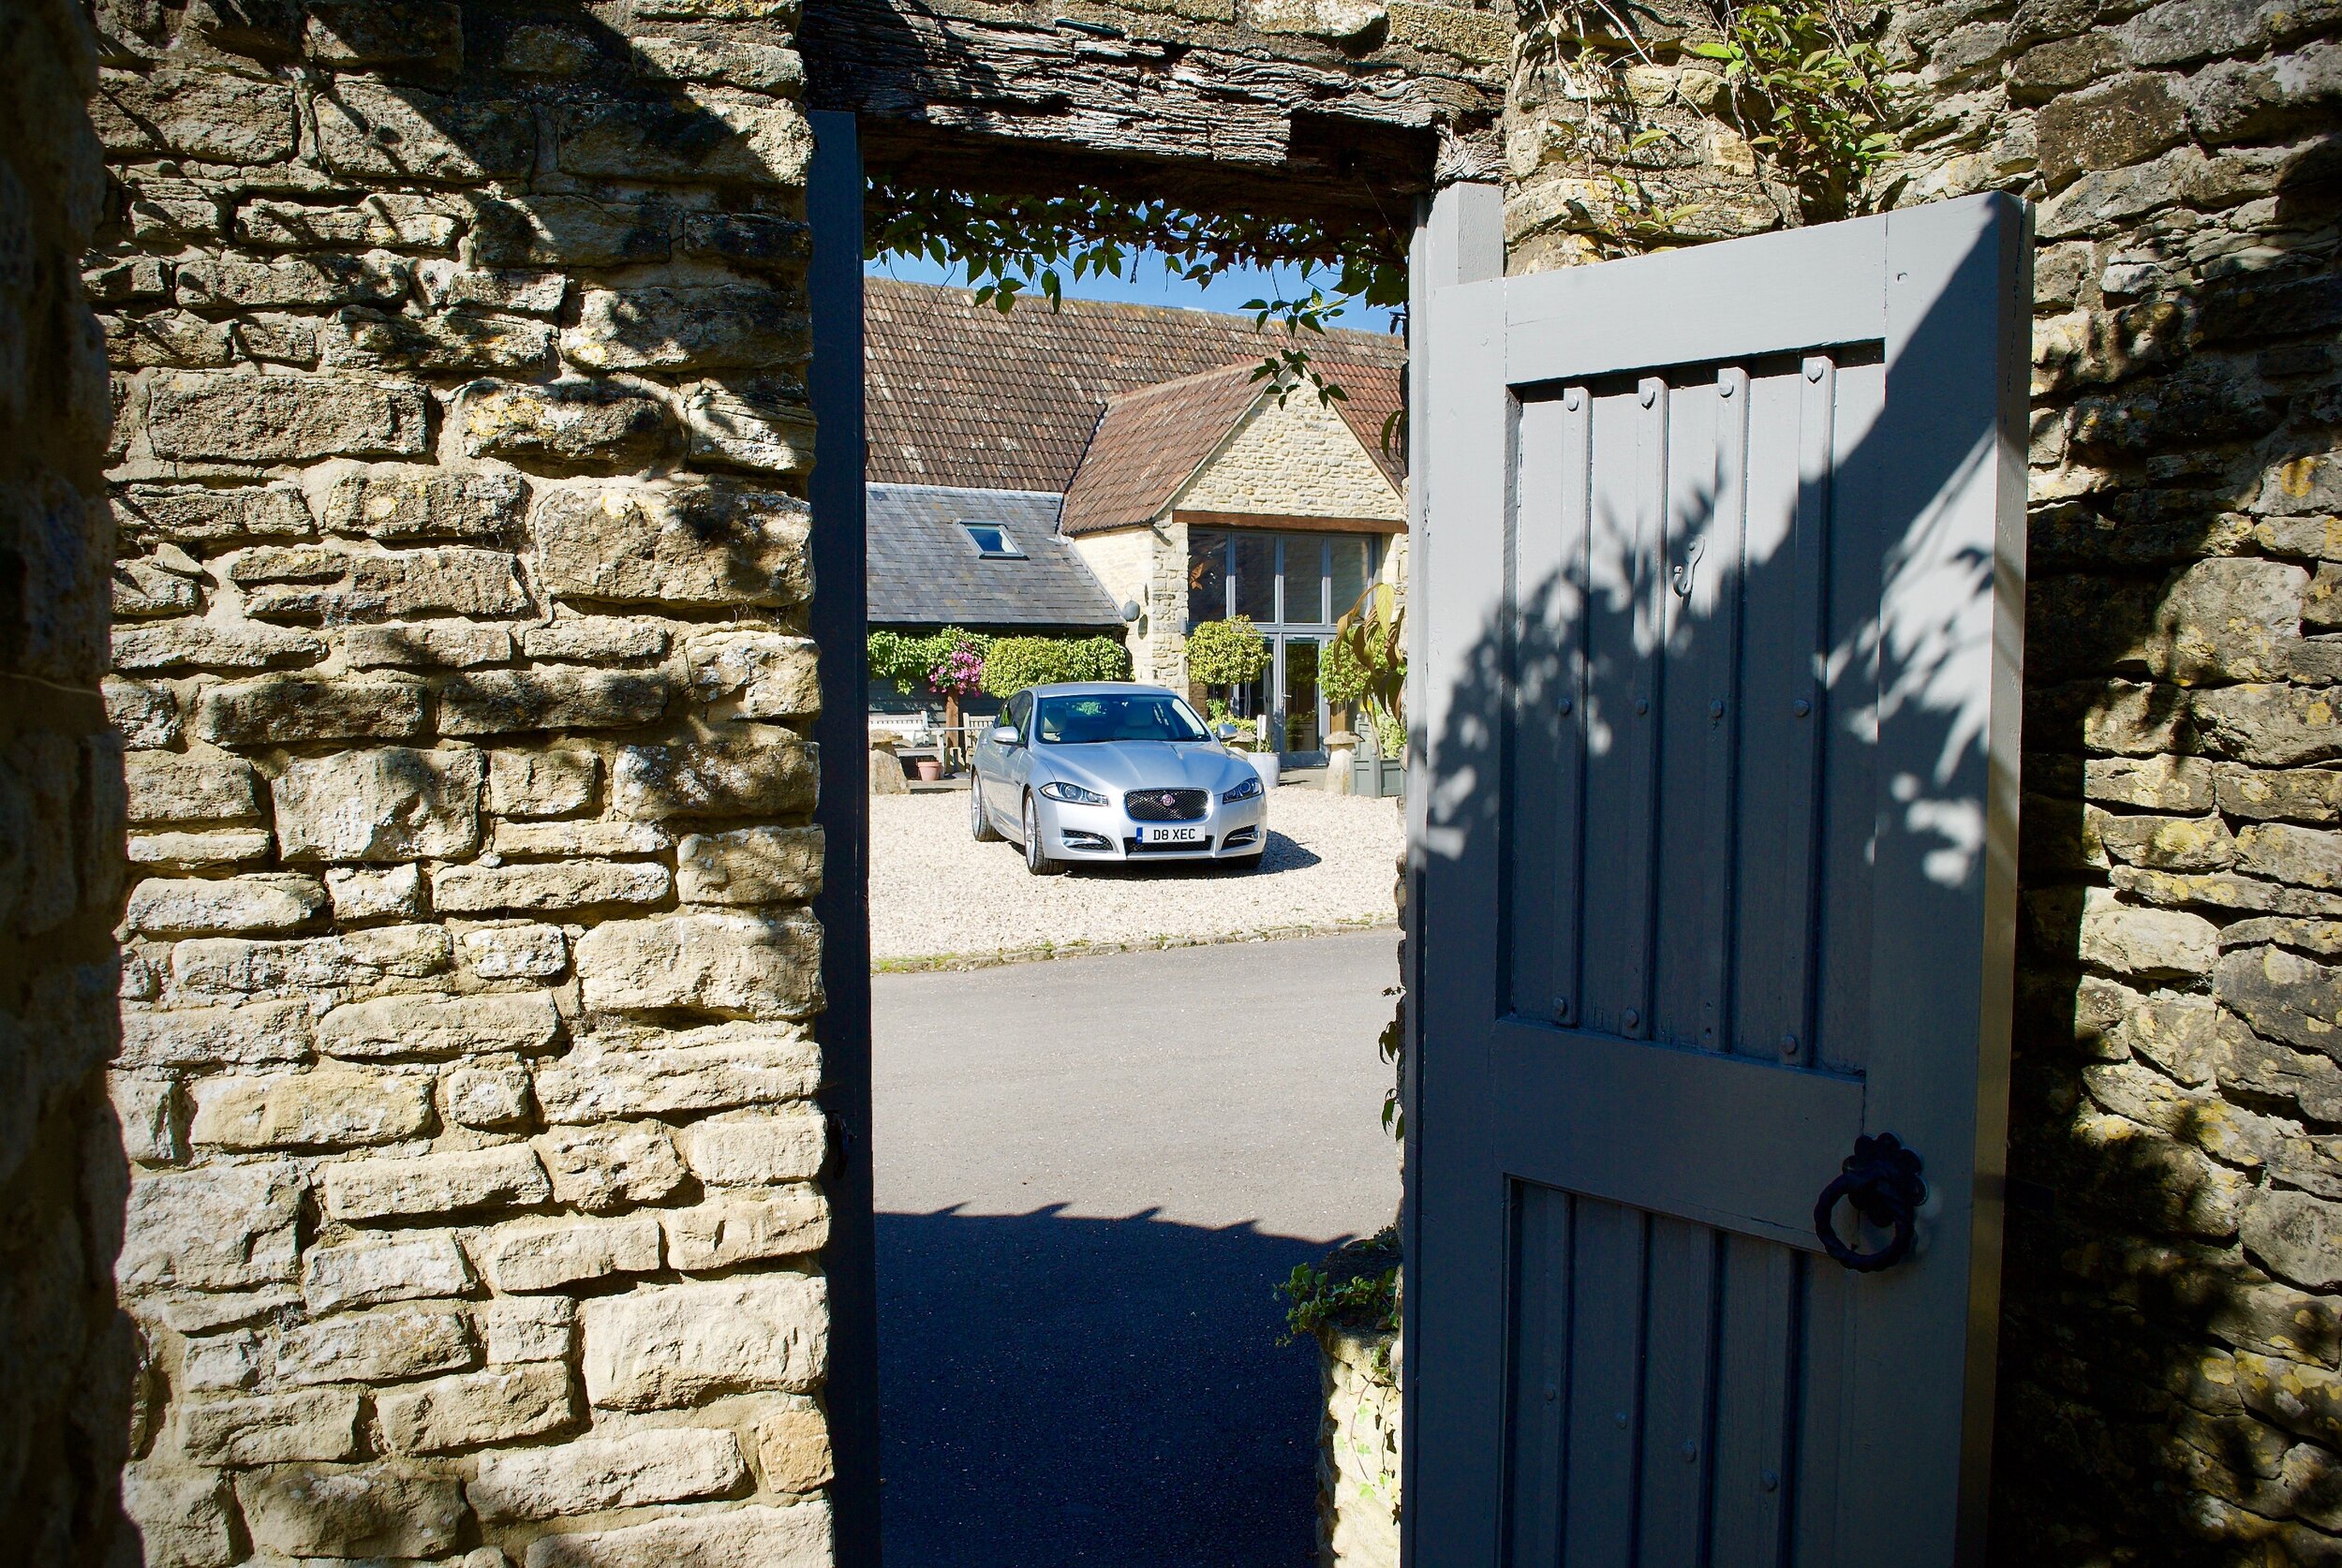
[869,785,1402,967]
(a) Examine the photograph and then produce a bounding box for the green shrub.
[867,628,994,696]
[1183,615,1270,688]
[979,635,1132,697]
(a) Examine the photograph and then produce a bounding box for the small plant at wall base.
[979,635,1132,697]
[1276,1262,1400,1346]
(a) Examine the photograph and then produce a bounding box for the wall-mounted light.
[1120,600,1141,622]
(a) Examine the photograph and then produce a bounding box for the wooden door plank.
[1504,1183,1574,1568]
[1790,1260,1848,1568]
[1635,1218,1719,1567]
[1706,1235,1795,1568]
[1562,1198,1647,1568]
[1507,394,1579,1025]
[1578,384,1659,1037]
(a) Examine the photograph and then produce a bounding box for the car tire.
[969,778,999,841]
[1022,792,1062,877]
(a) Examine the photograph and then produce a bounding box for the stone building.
[6,0,2342,1561]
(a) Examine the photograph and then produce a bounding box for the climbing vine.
[1689,2,1900,223]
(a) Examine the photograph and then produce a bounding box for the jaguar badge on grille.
[1159,793,1178,808]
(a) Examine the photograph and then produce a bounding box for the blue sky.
[864,247,1404,334]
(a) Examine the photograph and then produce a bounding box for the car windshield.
[1033,692,1210,745]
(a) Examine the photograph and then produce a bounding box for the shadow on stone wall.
[876,1205,1332,1568]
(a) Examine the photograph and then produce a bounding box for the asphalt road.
[872,929,1403,1568]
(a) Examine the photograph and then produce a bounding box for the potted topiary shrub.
[1183,616,1278,787]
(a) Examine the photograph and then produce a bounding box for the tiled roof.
[1058,363,1267,537]
[864,276,1408,494]
[866,484,1125,630]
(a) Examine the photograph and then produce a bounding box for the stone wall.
[0,1,134,1561]
[85,4,836,1563]
[1505,0,2342,1558]
[1178,393,1408,522]
[1316,1323,1401,1568]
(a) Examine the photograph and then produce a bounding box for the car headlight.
[1222,776,1263,804]
[1037,780,1107,806]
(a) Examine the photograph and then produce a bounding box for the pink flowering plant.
[926,638,988,698]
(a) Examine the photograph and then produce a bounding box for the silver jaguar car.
[968,683,1269,874]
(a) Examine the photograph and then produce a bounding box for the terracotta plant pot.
[915,760,942,781]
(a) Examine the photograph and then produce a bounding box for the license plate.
[1140,825,1204,844]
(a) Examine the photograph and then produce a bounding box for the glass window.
[960,523,1023,557]
[1285,537,1329,625]
[1328,538,1371,624]
[1235,534,1277,623]
[1188,529,1229,623]
[1034,692,1209,744]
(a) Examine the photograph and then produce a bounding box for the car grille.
[1124,836,1215,854]
[1125,788,1208,822]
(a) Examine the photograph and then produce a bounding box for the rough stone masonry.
[82,1,836,1562]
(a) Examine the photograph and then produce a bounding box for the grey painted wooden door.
[1402,194,2030,1568]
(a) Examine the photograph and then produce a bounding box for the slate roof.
[1057,358,1409,537]
[864,277,1409,494]
[866,484,1125,630]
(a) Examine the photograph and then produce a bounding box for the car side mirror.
[987,725,1020,747]
[1214,722,1238,741]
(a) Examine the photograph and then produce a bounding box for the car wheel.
[1022,793,1061,876]
[969,777,999,841]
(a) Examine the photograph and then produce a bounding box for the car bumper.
[1030,791,1268,861]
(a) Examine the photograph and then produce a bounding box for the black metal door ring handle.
[1814,1132,1926,1274]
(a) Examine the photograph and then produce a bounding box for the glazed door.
[1403,193,2030,1568]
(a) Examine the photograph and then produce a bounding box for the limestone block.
[2078,888,2218,977]
[126,751,260,824]
[304,0,465,65]
[92,68,298,165]
[116,481,314,550]
[273,747,483,863]
[520,617,673,661]
[563,284,811,373]
[462,922,569,978]
[237,1462,467,1560]
[473,1427,749,1521]
[2109,993,2220,1085]
[636,35,808,92]
[534,482,809,607]
[483,1295,575,1363]
[869,746,909,795]
[146,371,429,462]
[635,0,801,13]
[467,194,674,269]
[322,306,560,376]
[120,1463,237,1568]
[2258,452,2342,517]
[535,1121,688,1212]
[126,873,328,936]
[677,825,823,906]
[581,1274,826,1411]
[529,1024,820,1123]
[108,677,183,748]
[313,81,534,182]
[237,314,321,367]
[678,1106,826,1185]
[433,859,671,915]
[181,1388,363,1465]
[494,821,673,857]
[112,618,325,673]
[417,266,571,316]
[2158,558,2309,683]
[113,556,205,619]
[2245,1190,2342,1289]
[238,194,463,254]
[319,463,526,542]
[526,1500,833,1568]
[614,732,817,821]
[689,629,820,718]
[456,378,677,467]
[2086,754,2218,812]
[663,1188,828,1270]
[321,1145,553,1222]
[575,910,823,1020]
[191,1065,433,1153]
[84,258,171,304]
[112,1072,185,1164]
[2238,822,2342,889]
[196,673,427,746]
[274,1304,478,1386]
[117,1161,302,1293]
[445,1061,535,1129]
[683,382,817,475]
[755,1399,834,1493]
[436,668,675,736]
[230,543,530,622]
[118,999,312,1071]
[376,1362,577,1455]
[681,213,812,273]
[327,863,425,921]
[180,1327,267,1394]
[2038,72,2189,189]
[106,310,235,369]
[2214,1280,2342,1365]
[2218,945,2342,1056]
[303,1232,475,1311]
[491,749,600,819]
[318,990,562,1058]
[502,20,598,72]
[472,1215,664,1293]
[174,254,411,312]
[554,94,813,186]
